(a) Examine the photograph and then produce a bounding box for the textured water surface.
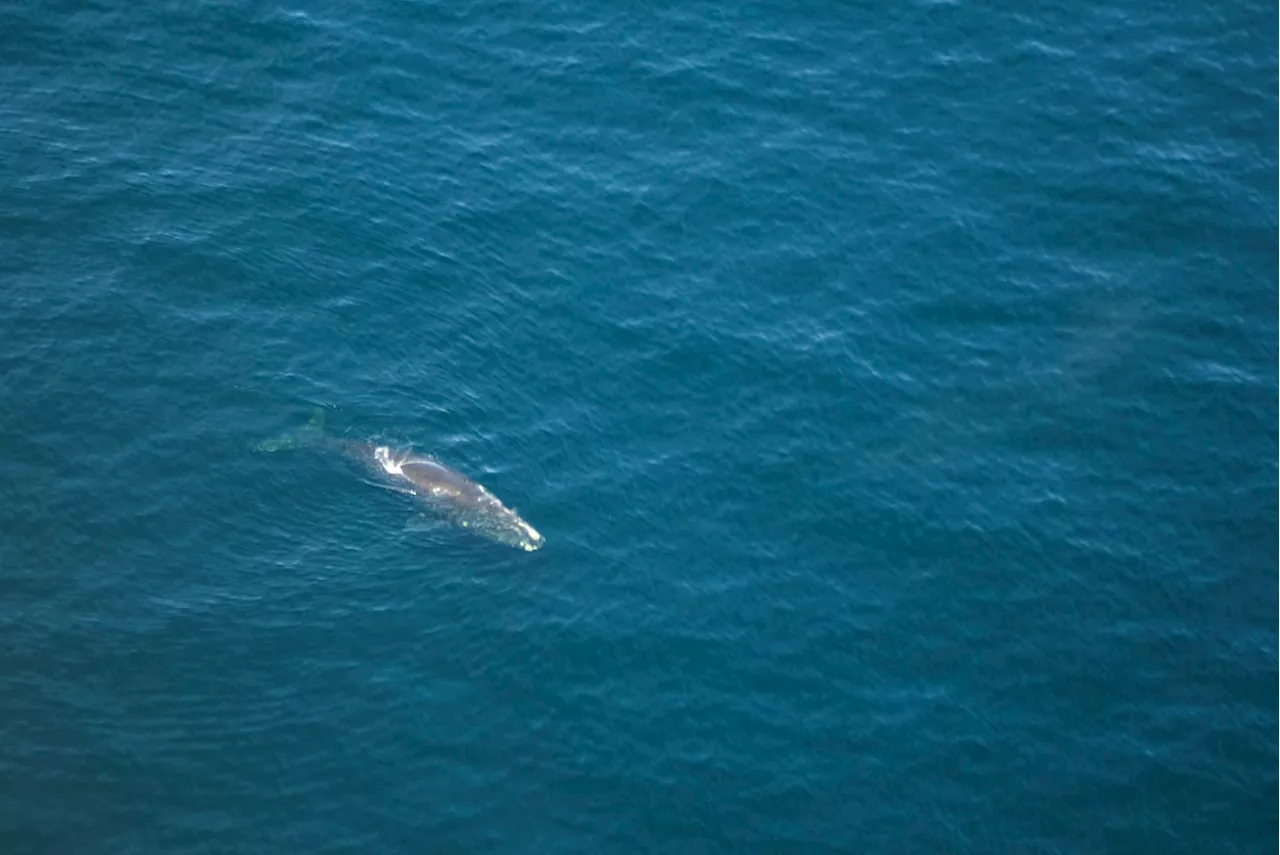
[0,0,1274,852]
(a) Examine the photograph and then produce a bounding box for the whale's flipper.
[254,408,326,452]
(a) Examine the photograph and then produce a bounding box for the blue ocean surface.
[0,0,1274,852]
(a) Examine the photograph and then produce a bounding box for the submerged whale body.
[256,410,545,552]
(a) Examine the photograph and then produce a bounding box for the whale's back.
[400,459,491,503]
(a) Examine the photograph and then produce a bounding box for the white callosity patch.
[518,520,542,544]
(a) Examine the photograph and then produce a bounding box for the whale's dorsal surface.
[400,458,480,500]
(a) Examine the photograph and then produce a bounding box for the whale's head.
[488,514,546,552]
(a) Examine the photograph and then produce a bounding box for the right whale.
[257,409,545,552]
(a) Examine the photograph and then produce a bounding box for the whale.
[256,410,545,552]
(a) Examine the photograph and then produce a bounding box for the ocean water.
[0,0,1274,852]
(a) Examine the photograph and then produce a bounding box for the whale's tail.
[255,408,326,452]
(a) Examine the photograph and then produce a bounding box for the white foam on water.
[374,446,404,477]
